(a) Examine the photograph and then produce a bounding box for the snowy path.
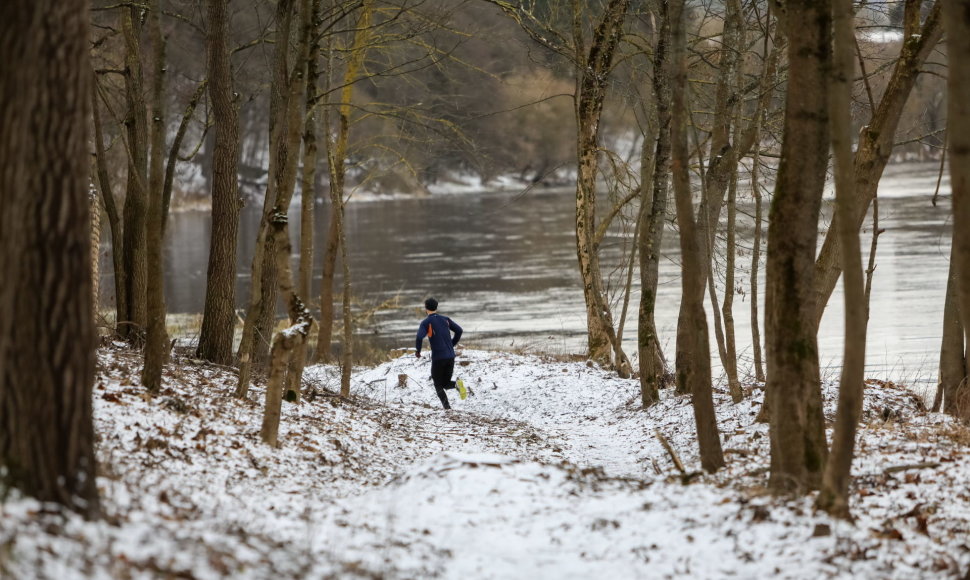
[4,347,969,579]
[351,349,754,481]
[353,349,663,479]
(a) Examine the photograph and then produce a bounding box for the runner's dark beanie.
[424,297,438,311]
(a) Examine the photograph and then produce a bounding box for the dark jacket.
[415,313,462,360]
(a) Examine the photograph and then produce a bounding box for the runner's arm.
[415,321,428,356]
[449,319,463,346]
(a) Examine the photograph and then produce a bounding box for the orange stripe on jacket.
[427,325,433,338]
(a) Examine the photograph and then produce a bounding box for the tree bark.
[236,0,297,398]
[943,0,970,419]
[938,250,967,415]
[812,1,943,327]
[573,0,631,373]
[91,79,127,330]
[197,0,242,366]
[750,154,766,383]
[120,5,149,342]
[0,0,100,517]
[142,0,169,393]
[721,159,742,402]
[317,211,340,362]
[817,0,867,519]
[766,0,830,494]
[636,22,670,406]
[670,0,723,473]
[322,1,373,392]
[285,0,322,403]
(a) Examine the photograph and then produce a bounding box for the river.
[101,162,952,390]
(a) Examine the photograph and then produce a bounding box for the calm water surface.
[102,162,952,386]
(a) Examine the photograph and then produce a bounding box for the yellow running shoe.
[457,378,467,400]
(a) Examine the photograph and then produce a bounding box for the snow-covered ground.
[2,346,969,578]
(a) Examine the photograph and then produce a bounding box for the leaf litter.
[1,345,968,578]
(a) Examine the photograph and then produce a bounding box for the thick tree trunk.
[0,0,100,517]
[637,6,670,406]
[812,1,943,327]
[142,0,169,393]
[817,0,867,518]
[670,0,723,473]
[766,0,830,494]
[943,0,970,419]
[197,0,242,366]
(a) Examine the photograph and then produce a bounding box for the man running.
[415,297,465,409]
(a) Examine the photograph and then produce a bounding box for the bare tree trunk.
[943,0,970,419]
[317,211,339,362]
[317,17,344,362]
[766,0,830,494]
[812,1,943,327]
[636,1,670,406]
[90,191,102,319]
[0,0,100,517]
[257,0,316,424]
[260,213,314,446]
[750,157,766,383]
[675,0,755,395]
[91,79,126,329]
[142,0,168,393]
[573,0,631,373]
[236,0,297,398]
[121,5,149,342]
[286,0,322,403]
[337,196,353,396]
[670,0,723,473]
[722,161,742,402]
[322,1,373,392]
[817,0,867,518]
[938,252,966,414]
[863,197,881,312]
[197,0,242,366]
[750,5,779,409]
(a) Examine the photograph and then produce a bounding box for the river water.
[102,162,952,387]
